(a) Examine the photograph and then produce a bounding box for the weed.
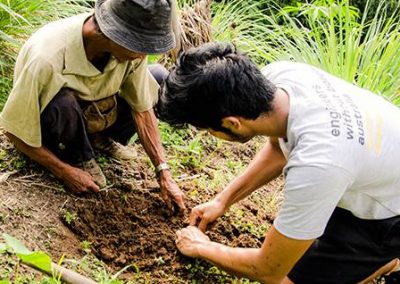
[189,189,199,199]
[12,207,31,218]
[154,256,165,266]
[96,155,110,166]
[10,156,26,170]
[80,241,92,254]
[185,259,258,283]
[0,212,6,222]
[46,227,58,236]
[120,194,129,203]
[57,184,66,193]
[0,149,6,161]
[128,133,139,144]
[63,211,77,225]
[226,160,245,174]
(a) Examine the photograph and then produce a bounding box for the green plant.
[10,155,26,170]
[0,0,93,110]
[171,136,204,168]
[249,0,399,104]
[209,0,400,105]
[159,122,208,171]
[80,241,92,253]
[96,154,110,166]
[0,234,54,280]
[63,211,77,225]
[62,255,138,284]
[185,259,258,283]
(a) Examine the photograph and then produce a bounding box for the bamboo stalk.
[23,261,98,284]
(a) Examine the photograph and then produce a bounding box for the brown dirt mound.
[62,177,266,282]
[1,130,279,282]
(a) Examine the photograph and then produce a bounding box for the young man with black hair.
[157,42,400,283]
[0,0,185,211]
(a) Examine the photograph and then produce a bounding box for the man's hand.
[176,226,210,257]
[4,132,100,194]
[158,170,186,212]
[190,198,227,232]
[62,166,100,193]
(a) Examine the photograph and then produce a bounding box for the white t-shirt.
[262,61,400,240]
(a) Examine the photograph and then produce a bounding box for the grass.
[216,0,400,104]
[0,0,93,109]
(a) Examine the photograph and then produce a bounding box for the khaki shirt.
[0,13,159,147]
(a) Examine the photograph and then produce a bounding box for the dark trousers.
[288,207,400,284]
[40,64,168,163]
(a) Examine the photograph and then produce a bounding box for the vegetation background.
[0,0,399,283]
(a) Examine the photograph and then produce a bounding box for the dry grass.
[160,0,212,68]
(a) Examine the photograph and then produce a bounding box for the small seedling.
[96,155,110,166]
[154,256,165,266]
[80,241,92,253]
[63,211,77,225]
[10,156,26,170]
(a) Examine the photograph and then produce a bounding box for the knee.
[148,64,169,84]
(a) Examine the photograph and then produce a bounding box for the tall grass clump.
[209,0,399,104]
[211,0,276,63]
[0,0,93,109]
[242,0,399,104]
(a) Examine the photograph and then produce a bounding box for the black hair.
[156,42,277,131]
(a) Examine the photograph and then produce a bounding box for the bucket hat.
[95,0,176,54]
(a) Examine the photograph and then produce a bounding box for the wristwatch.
[155,162,170,175]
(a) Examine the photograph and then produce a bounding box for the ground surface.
[0,130,284,283]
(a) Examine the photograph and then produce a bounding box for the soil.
[0,131,283,283]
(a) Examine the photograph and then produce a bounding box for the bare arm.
[217,137,286,207]
[176,226,313,284]
[190,138,286,230]
[5,132,99,193]
[132,109,185,210]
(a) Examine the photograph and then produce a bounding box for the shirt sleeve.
[274,164,354,240]
[0,59,56,147]
[119,57,159,113]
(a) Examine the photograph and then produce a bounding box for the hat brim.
[95,0,176,54]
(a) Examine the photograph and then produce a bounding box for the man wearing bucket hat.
[0,0,186,211]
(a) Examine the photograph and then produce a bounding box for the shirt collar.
[63,14,118,76]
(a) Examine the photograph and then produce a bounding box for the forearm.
[5,132,70,178]
[133,109,165,167]
[217,139,286,208]
[132,109,185,209]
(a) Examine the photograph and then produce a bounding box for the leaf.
[0,279,11,284]
[2,234,52,273]
[2,233,31,254]
[18,251,52,273]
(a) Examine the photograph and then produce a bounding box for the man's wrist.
[215,193,230,211]
[155,162,170,176]
[194,240,209,258]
